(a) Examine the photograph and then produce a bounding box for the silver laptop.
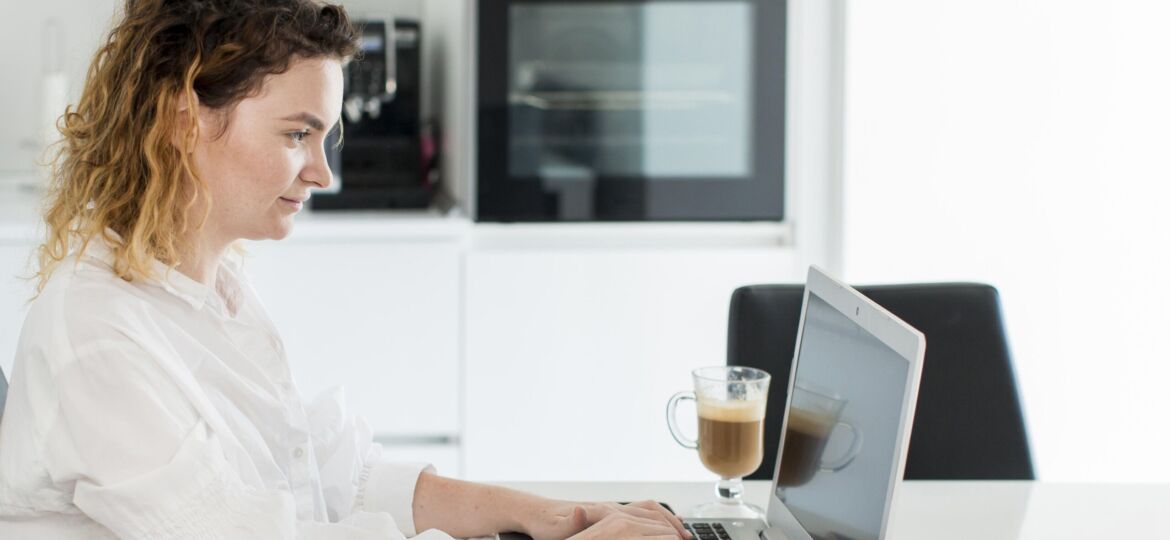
[503,266,926,540]
[677,266,926,540]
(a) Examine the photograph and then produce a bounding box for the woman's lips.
[279,196,305,210]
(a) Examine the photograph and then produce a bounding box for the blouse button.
[292,447,305,459]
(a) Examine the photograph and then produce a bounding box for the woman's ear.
[172,89,201,153]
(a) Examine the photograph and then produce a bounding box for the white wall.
[0,0,419,178]
[0,0,117,175]
[843,0,1170,482]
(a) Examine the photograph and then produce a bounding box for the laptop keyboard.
[684,522,732,540]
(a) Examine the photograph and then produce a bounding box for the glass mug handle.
[666,391,699,449]
[820,420,864,472]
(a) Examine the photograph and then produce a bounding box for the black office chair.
[728,283,1034,480]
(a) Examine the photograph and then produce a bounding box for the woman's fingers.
[602,502,691,539]
[626,500,691,539]
[572,501,690,539]
[598,512,680,537]
[572,506,589,529]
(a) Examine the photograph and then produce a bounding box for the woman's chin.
[269,221,294,241]
[255,217,296,241]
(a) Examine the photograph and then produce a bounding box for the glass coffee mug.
[667,366,770,519]
[776,383,863,488]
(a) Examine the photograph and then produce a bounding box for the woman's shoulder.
[26,256,167,347]
[48,252,156,303]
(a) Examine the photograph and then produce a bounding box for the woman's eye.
[289,130,310,143]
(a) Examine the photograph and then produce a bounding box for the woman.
[0,1,690,539]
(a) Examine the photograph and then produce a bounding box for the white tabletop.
[494,480,1168,539]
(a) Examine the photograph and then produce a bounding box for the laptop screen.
[773,291,911,540]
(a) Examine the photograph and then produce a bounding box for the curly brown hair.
[37,0,358,291]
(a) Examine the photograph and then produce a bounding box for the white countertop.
[0,177,471,244]
[0,174,792,247]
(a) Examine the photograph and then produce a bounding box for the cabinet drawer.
[246,240,461,437]
[376,438,463,479]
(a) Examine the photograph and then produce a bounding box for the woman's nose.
[304,141,334,190]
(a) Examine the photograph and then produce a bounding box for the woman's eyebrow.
[280,112,326,131]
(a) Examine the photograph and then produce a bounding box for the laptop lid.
[762,267,925,540]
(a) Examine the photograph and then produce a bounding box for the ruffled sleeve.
[306,387,439,537]
[71,419,298,539]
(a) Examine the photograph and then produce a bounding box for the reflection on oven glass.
[507,3,754,180]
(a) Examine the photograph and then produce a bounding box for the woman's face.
[190,56,343,243]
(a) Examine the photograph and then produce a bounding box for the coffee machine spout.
[382,22,397,102]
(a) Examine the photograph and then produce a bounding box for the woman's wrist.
[495,486,529,533]
[508,491,566,534]
[413,474,559,537]
[506,493,597,538]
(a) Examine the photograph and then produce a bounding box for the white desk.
[494,481,1168,539]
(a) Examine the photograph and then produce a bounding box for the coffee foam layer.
[786,408,835,435]
[697,399,766,422]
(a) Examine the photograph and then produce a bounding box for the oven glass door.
[478,0,785,222]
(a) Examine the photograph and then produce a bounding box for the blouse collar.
[80,232,242,315]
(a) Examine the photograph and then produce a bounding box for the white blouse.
[0,239,455,539]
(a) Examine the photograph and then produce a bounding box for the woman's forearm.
[411,472,546,537]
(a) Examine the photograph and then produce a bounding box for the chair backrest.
[728,283,1034,480]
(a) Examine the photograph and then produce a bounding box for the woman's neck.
[176,230,230,286]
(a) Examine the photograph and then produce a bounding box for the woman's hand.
[565,510,687,540]
[410,475,691,539]
[520,500,692,540]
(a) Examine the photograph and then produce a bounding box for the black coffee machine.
[313,19,434,210]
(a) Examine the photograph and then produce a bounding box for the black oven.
[476,0,786,222]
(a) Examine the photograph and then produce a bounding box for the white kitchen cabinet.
[0,241,37,376]
[378,441,462,477]
[463,238,800,482]
[1,183,48,377]
[243,235,463,445]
